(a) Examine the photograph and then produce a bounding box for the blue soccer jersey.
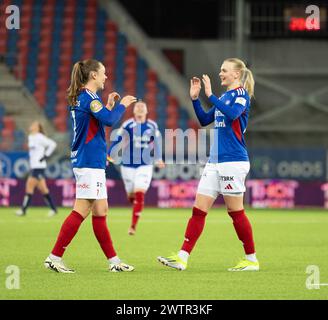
[70,88,126,169]
[108,118,162,168]
[192,87,250,163]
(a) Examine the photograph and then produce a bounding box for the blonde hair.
[225,58,255,98]
[67,59,101,106]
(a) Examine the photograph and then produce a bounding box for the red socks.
[92,215,117,259]
[131,192,144,229]
[228,209,255,254]
[181,207,207,254]
[52,210,84,257]
[128,195,135,204]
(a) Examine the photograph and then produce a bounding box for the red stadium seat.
[84,18,96,30]
[21,4,33,15]
[2,116,16,131]
[54,116,68,132]
[62,18,75,29]
[20,15,32,27]
[17,39,30,50]
[105,30,117,44]
[147,69,158,81]
[145,79,158,92]
[106,21,118,33]
[166,118,179,130]
[41,16,54,27]
[126,45,137,56]
[188,119,200,131]
[167,95,179,107]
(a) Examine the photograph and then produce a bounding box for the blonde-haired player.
[158,58,259,271]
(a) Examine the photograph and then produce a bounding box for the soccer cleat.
[157,254,187,271]
[48,210,57,217]
[15,209,25,216]
[44,256,75,273]
[128,227,136,235]
[228,258,259,271]
[109,262,135,272]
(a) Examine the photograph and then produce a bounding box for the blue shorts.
[30,169,46,180]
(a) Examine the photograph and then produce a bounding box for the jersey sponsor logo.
[220,176,234,181]
[235,97,247,106]
[215,119,226,128]
[215,109,224,117]
[224,184,233,190]
[90,100,103,113]
[77,183,90,189]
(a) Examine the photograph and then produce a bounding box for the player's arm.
[90,99,125,127]
[39,135,57,161]
[152,124,165,168]
[190,76,215,126]
[202,74,247,120]
[192,99,216,126]
[208,94,247,120]
[90,95,137,127]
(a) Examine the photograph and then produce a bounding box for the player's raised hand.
[120,95,137,108]
[202,74,213,97]
[190,77,201,100]
[106,92,121,110]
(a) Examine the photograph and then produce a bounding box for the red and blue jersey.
[108,118,162,168]
[70,88,125,169]
[192,87,250,163]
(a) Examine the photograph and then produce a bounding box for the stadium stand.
[0,0,197,151]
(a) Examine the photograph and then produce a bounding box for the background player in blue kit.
[107,100,165,235]
[44,59,137,273]
[158,58,259,271]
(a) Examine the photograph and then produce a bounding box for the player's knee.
[135,191,145,205]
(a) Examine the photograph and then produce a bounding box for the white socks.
[109,256,121,265]
[49,253,62,261]
[246,253,257,262]
[178,250,190,262]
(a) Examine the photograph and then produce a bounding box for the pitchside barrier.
[0,149,327,208]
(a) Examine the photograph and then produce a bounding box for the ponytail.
[67,59,101,106]
[225,58,255,98]
[241,68,255,98]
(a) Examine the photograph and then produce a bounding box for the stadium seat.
[1,0,194,151]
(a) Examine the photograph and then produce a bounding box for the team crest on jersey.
[90,100,103,113]
[235,97,247,106]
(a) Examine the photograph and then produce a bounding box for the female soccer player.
[16,121,57,217]
[107,100,164,235]
[158,58,259,271]
[44,59,137,273]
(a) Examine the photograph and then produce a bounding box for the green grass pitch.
[0,207,327,300]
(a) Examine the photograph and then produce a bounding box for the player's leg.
[129,165,153,235]
[37,178,57,216]
[16,174,38,216]
[91,199,134,272]
[158,163,219,270]
[128,188,145,235]
[127,192,135,204]
[44,199,91,273]
[219,161,258,271]
[120,166,137,234]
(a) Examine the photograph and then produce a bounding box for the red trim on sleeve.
[85,116,99,144]
[232,118,242,142]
